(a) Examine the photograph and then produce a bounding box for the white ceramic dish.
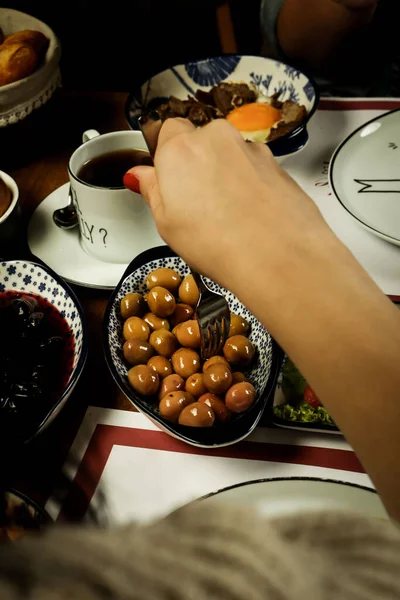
[329,109,400,246]
[0,170,21,250]
[201,477,387,520]
[27,183,165,289]
[0,8,61,128]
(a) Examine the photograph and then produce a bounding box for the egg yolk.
[226,103,281,132]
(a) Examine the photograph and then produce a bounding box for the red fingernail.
[123,171,141,193]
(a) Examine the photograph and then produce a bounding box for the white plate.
[28,184,165,289]
[329,109,400,246]
[202,477,387,520]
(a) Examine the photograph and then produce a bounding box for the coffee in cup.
[77,148,153,188]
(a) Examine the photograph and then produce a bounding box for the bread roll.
[3,30,49,56]
[0,43,38,86]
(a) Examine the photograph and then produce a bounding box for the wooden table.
[5,89,137,509]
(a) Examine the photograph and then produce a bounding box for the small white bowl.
[0,171,21,252]
[0,8,61,128]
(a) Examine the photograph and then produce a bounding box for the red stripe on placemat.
[319,99,400,111]
[57,424,364,522]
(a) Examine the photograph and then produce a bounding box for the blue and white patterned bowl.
[0,259,87,441]
[104,246,283,448]
[126,55,319,160]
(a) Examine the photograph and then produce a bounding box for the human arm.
[126,118,400,520]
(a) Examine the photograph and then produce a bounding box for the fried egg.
[226,102,282,142]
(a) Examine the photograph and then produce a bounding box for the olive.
[198,393,231,422]
[120,293,146,319]
[203,364,233,394]
[159,391,195,423]
[123,339,154,366]
[170,303,195,327]
[147,286,176,318]
[185,373,207,398]
[229,314,250,337]
[31,364,47,384]
[146,268,181,292]
[178,403,215,427]
[13,381,42,401]
[171,348,201,379]
[11,296,37,319]
[232,372,250,384]
[172,324,181,337]
[202,356,231,373]
[149,330,178,358]
[178,275,199,307]
[175,320,200,349]
[27,311,44,331]
[158,373,185,400]
[223,335,255,367]
[123,316,150,342]
[39,336,64,360]
[147,356,173,379]
[143,312,170,332]
[128,365,159,396]
[225,382,256,413]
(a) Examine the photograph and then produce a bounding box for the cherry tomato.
[303,385,321,408]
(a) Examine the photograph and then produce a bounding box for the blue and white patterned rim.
[103,246,283,447]
[125,55,319,157]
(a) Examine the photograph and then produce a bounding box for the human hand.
[124,118,324,288]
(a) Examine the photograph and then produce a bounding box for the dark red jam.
[0,291,75,441]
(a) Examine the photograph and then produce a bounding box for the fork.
[191,271,230,360]
[137,111,231,360]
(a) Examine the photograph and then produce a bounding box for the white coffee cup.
[68,129,161,264]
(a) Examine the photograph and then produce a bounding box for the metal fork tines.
[191,271,230,361]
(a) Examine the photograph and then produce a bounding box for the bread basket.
[0,8,61,128]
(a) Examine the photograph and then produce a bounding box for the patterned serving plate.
[104,246,283,448]
[0,259,87,440]
[126,55,319,159]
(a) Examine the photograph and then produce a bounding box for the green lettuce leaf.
[273,401,335,426]
[281,358,307,403]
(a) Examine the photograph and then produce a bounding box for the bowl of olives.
[0,259,87,443]
[104,246,283,447]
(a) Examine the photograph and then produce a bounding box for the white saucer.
[28,183,165,289]
[329,109,400,246]
[202,477,387,520]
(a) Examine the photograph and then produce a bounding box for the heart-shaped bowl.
[104,246,283,448]
[0,258,87,442]
[125,55,319,161]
